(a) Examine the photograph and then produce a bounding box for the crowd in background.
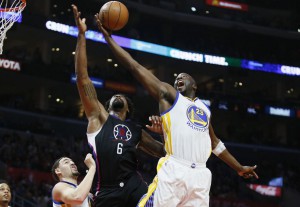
[0,0,299,206]
[1,124,299,206]
[0,105,300,206]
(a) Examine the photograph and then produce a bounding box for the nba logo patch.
[113,124,132,141]
[186,105,208,128]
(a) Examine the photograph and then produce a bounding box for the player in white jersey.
[51,154,95,207]
[95,17,259,207]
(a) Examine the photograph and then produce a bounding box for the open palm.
[72,4,87,34]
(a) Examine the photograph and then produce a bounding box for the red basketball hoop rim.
[0,0,26,12]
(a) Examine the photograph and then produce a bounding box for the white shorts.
[154,156,212,207]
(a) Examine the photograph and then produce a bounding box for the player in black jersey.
[72,5,165,207]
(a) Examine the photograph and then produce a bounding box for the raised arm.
[94,15,176,108]
[209,121,259,179]
[72,5,108,132]
[52,154,96,205]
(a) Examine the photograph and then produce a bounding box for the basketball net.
[0,0,26,54]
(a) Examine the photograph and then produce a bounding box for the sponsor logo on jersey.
[186,105,208,131]
[113,124,132,141]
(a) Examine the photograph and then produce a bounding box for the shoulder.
[161,82,177,98]
[52,182,74,199]
[125,120,142,131]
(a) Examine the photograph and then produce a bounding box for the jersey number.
[196,108,203,115]
[117,143,123,154]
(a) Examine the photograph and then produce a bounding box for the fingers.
[71,4,77,12]
[94,14,103,30]
[94,13,100,23]
[250,165,259,179]
[85,153,93,163]
[149,115,161,124]
[253,171,259,179]
[94,14,101,28]
[72,4,78,16]
[84,153,96,169]
[95,13,100,21]
[240,165,259,179]
[85,153,92,159]
[72,4,82,24]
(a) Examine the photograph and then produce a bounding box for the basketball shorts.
[137,155,212,207]
[94,173,148,207]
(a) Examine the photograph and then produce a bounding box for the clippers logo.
[113,124,132,141]
[186,105,208,128]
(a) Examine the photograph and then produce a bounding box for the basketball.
[99,1,129,31]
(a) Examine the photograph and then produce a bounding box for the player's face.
[0,183,11,204]
[57,157,80,179]
[174,73,195,94]
[109,94,128,112]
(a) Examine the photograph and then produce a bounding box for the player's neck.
[0,202,9,207]
[180,90,195,100]
[61,178,78,186]
[182,92,196,100]
[110,111,126,121]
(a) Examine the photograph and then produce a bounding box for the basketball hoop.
[0,0,26,54]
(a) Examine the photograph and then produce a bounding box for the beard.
[111,99,125,111]
[72,171,80,177]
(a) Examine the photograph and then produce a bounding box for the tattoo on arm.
[83,82,97,100]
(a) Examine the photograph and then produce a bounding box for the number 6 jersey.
[87,115,142,191]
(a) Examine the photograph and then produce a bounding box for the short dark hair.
[105,94,135,120]
[51,157,64,181]
[0,180,8,185]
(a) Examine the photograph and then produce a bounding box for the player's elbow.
[71,194,87,204]
[64,193,87,205]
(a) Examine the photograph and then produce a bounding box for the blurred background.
[0,0,299,206]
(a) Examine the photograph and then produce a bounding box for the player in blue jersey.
[72,5,165,207]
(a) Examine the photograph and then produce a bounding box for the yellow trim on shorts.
[137,156,170,207]
[162,113,173,155]
[137,175,158,207]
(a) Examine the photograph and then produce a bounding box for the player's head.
[174,73,197,97]
[0,180,11,205]
[51,157,80,181]
[105,94,134,119]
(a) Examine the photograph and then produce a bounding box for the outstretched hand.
[72,4,87,34]
[84,153,96,170]
[238,165,259,179]
[94,13,112,37]
[146,115,163,135]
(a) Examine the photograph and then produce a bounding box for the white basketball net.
[0,0,26,54]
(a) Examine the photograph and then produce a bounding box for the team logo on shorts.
[113,124,132,141]
[186,105,208,128]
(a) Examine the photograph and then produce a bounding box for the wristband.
[212,141,226,156]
